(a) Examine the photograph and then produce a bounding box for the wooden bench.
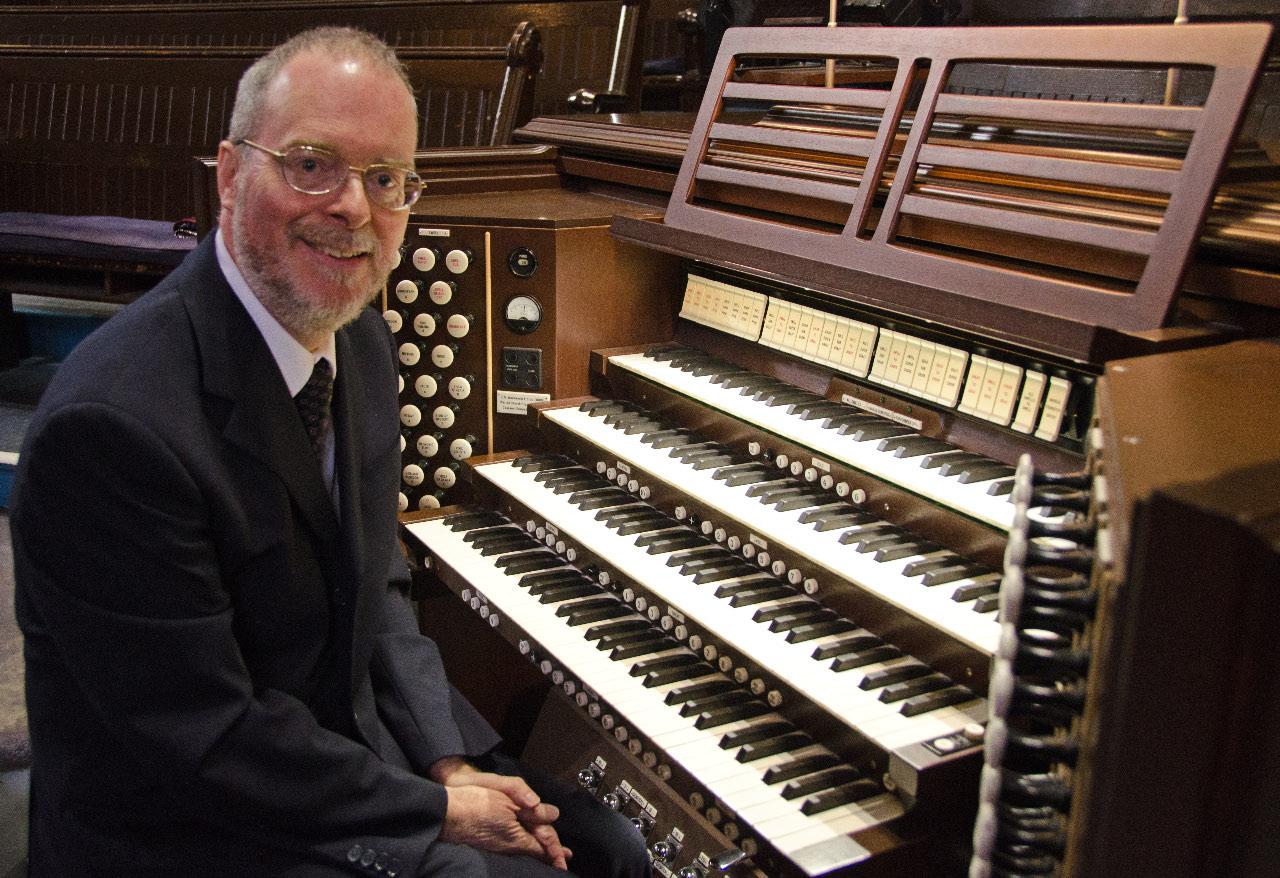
[0,0,651,116]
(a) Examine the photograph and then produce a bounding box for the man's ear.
[216,140,239,217]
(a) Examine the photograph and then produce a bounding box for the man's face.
[218,50,417,346]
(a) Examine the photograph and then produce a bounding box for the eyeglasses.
[234,139,423,211]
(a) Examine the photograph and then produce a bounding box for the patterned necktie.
[294,358,334,458]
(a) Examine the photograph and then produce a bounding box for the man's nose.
[326,170,372,225]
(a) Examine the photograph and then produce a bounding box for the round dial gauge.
[503,295,542,335]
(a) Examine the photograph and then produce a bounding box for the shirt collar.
[215,228,337,397]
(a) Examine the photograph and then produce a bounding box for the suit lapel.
[180,238,340,547]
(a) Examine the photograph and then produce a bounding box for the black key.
[847,533,907,554]
[763,754,840,784]
[664,679,736,707]
[807,512,876,534]
[957,463,1016,484]
[585,618,650,642]
[742,380,791,400]
[744,479,795,498]
[752,485,809,505]
[987,478,1015,496]
[878,435,952,458]
[691,454,736,471]
[597,629,662,651]
[900,686,975,716]
[767,609,834,634]
[622,419,664,436]
[579,399,623,415]
[534,467,591,484]
[789,401,848,421]
[519,568,581,590]
[602,409,647,426]
[634,528,692,548]
[874,541,939,563]
[839,421,912,442]
[922,451,983,472]
[922,564,986,586]
[773,491,830,512]
[723,468,775,488]
[973,593,1001,614]
[859,661,931,691]
[669,443,720,461]
[836,525,894,546]
[525,572,586,595]
[752,600,820,624]
[563,601,630,625]
[938,456,995,478]
[670,548,731,570]
[952,578,1000,602]
[692,563,758,585]
[694,700,771,730]
[645,661,715,687]
[801,780,882,814]
[514,454,574,472]
[537,583,599,604]
[710,461,765,481]
[785,618,858,644]
[551,476,602,495]
[645,534,711,555]
[629,653,700,678]
[760,390,814,408]
[811,634,881,661]
[688,361,723,378]
[576,492,634,512]
[719,720,794,750]
[504,555,564,575]
[831,645,902,672]
[713,577,783,598]
[610,638,674,661]
[464,525,525,544]
[678,688,753,717]
[726,585,796,608]
[878,673,952,703]
[639,429,688,447]
[780,767,862,800]
[736,732,813,763]
[478,537,541,556]
[597,507,659,525]
[820,412,877,431]
[616,518,675,537]
[718,372,765,390]
[646,346,687,362]
[445,510,505,531]
[492,548,555,568]
[901,556,959,578]
[566,486,625,505]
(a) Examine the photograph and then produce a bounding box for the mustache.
[290,220,383,260]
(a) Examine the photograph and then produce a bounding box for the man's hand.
[432,758,571,870]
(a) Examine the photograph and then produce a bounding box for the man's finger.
[529,822,569,871]
[518,802,560,826]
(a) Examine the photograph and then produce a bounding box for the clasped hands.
[431,755,571,870]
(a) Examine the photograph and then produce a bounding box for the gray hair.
[227,27,414,142]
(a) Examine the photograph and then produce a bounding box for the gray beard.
[231,207,389,342]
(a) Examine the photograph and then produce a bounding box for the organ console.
[399,21,1280,877]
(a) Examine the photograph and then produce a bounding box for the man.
[12,27,648,878]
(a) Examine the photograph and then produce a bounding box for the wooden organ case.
[401,21,1280,878]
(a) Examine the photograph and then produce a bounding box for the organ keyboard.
[400,20,1278,878]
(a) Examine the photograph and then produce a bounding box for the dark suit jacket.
[12,236,500,876]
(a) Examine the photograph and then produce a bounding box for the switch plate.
[502,346,542,390]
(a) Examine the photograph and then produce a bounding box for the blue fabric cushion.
[0,212,196,268]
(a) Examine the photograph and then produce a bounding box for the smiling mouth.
[315,244,370,260]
